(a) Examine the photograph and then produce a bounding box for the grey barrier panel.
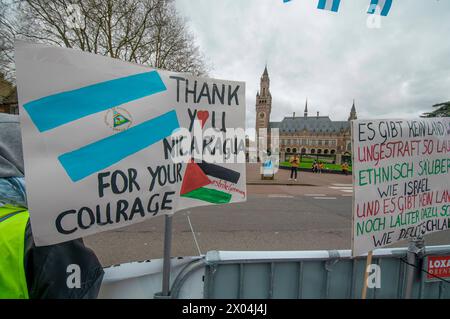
[170,258,206,299]
[194,246,450,299]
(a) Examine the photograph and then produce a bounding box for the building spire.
[260,64,270,97]
[304,98,308,117]
[348,99,357,121]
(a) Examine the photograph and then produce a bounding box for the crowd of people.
[288,155,351,180]
[311,160,324,173]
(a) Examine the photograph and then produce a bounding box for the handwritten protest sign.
[15,41,246,246]
[352,118,450,256]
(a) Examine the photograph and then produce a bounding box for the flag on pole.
[367,0,393,16]
[317,0,341,12]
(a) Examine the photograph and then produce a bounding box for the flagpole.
[155,214,173,298]
[404,237,424,299]
[162,214,173,295]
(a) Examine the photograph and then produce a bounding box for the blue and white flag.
[367,0,393,16]
[317,0,341,12]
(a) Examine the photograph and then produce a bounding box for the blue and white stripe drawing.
[22,71,178,182]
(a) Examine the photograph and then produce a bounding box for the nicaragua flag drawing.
[367,0,393,16]
[23,70,178,182]
[317,0,341,12]
[14,41,182,187]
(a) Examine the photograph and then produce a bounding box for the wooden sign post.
[361,250,373,299]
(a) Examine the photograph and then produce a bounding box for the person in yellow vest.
[318,162,324,174]
[342,162,349,176]
[0,114,104,299]
[289,154,299,181]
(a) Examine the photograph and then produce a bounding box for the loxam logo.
[427,256,450,279]
[430,259,450,268]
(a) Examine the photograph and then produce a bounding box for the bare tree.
[421,101,450,118]
[0,0,208,81]
[0,0,18,80]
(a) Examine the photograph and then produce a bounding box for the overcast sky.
[175,0,450,137]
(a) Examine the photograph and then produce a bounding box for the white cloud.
[176,0,450,137]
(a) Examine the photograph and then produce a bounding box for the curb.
[246,182,317,186]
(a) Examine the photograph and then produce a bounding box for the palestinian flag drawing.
[180,160,241,204]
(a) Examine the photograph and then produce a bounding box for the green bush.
[280,161,352,172]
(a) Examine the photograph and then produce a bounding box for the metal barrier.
[170,246,450,299]
[99,256,205,299]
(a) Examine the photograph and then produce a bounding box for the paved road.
[85,170,450,266]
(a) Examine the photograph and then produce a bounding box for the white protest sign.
[15,41,246,246]
[352,118,450,256]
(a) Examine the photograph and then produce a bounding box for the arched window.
[324,149,329,154]
[292,148,297,153]
[301,148,306,154]
[311,149,316,154]
[286,148,291,153]
[317,149,322,154]
[330,150,336,154]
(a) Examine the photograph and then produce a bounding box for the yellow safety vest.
[0,204,29,299]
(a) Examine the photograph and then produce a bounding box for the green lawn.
[280,161,352,172]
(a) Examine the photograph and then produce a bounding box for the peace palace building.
[255,66,357,162]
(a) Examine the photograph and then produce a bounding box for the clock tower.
[255,66,272,153]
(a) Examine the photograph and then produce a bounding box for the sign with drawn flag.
[15,41,246,246]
